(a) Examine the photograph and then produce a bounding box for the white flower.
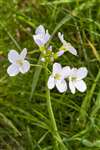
[47,63,70,93]
[68,67,88,94]
[7,48,30,76]
[33,25,51,47]
[58,32,77,56]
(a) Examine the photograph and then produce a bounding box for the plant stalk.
[45,67,68,150]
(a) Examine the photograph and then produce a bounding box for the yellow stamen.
[16,59,23,66]
[54,73,61,80]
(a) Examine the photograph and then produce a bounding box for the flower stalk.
[45,65,68,150]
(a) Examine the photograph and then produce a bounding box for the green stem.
[45,67,68,150]
[46,85,59,150]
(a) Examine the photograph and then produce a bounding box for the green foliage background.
[0,0,100,149]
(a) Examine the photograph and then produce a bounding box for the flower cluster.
[48,63,88,94]
[32,25,77,62]
[7,25,88,94]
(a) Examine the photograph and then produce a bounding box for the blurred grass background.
[0,0,100,149]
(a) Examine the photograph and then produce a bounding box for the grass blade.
[79,69,100,125]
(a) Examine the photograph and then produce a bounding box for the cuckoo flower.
[68,67,88,94]
[47,63,70,93]
[7,48,30,76]
[33,25,51,47]
[58,32,77,56]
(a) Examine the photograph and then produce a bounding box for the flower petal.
[35,25,45,35]
[43,30,50,44]
[57,50,64,57]
[8,50,19,63]
[33,35,43,46]
[56,80,67,93]
[65,43,77,56]
[70,68,77,78]
[69,80,76,94]
[19,60,30,74]
[77,67,88,80]
[20,48,27,59]
[53,63,62,74]
[7,64,19,76]
[74,80,87,92]
[58,32,64,43]
[47,75,55,89]
[61,66,71,79]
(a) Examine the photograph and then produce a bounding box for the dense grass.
[0,0,100,149]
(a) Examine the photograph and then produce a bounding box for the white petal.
[69,80,76,94]
[70,68,77,78]
[65,43,77,56]
[8,50,19,63]
[20,48,27,59]
[56,80,67,93]
[7,64,19,76]
[57,50,64,57]
[77,67,88,80]
[35,25,45,35]
[19,60,30,74]
[53,63,62,74]
[58,32,64,43]
[61,66,71,79]
[47,75,55,89]
[33,35,44,46]
[74,80,87,92]
[43,30,50,43]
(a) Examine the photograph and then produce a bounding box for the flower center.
[16,59,23,66]
[69,76,76,81]
[54,73,61,80]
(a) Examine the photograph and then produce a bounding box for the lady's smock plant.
[7,24,88,150]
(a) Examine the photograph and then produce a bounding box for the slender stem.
[46,85,59,150]
[45,67,68,150]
